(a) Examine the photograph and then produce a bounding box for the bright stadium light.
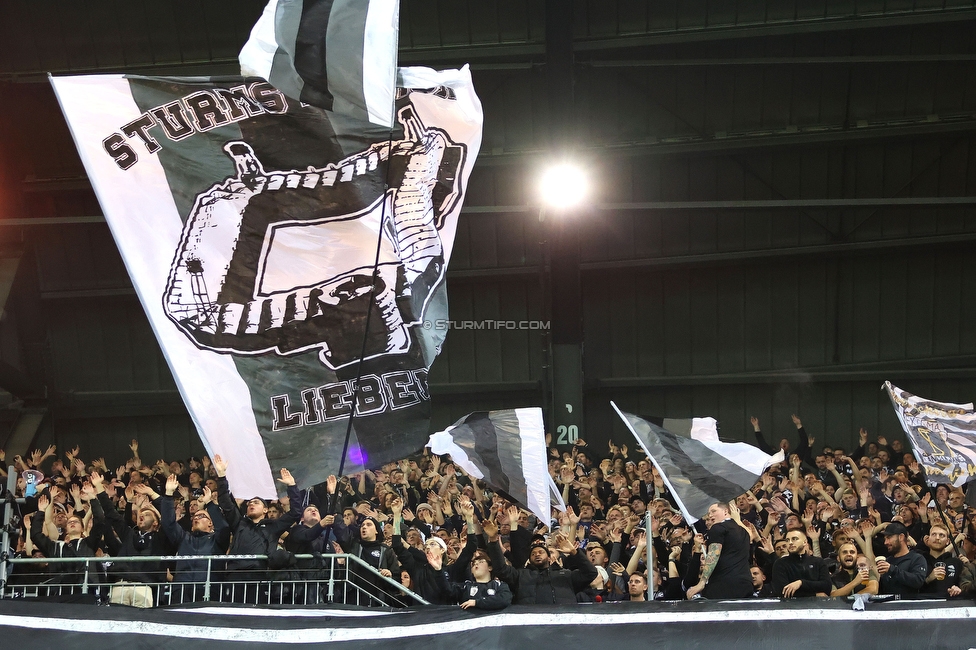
[538,162,589,210]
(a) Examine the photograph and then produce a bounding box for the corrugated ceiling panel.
[583,245,976,381]
[33,224,129,293]
[429,279,543,384]
[42,414,206,469]
[44,298,174,392]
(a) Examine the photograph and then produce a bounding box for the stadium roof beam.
[574,7,976,51]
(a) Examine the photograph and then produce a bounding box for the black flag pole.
[330,128,400,517]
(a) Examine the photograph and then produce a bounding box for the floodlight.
[538,163,588,209]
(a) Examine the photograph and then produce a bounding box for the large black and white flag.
[427,408,560,524]
[51,67,482,498]
[611,402,783,523]
[885,382,976,487]
[240,0,399,127]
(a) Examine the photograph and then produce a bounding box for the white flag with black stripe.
[426,408,557,524]
[240,0,399,127]
[611,401,783,523]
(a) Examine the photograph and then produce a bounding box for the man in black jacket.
[772,529,832,597]
[334,513,400,605]
[92,471,174,605]
[485,518,597,605]
[877,522,928,595]
[213,455,302,603]
[158,472,230,602]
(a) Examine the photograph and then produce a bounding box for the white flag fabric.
[427,408,553,525]
[885,381,976,487]
[240,0,400,127]
[51,67,482,498]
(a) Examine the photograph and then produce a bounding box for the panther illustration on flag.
[162,104,466,370]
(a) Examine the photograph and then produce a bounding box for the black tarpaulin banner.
[2,599,976,649]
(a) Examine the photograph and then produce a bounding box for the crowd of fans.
[1,413,975,609]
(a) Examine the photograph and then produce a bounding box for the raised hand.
[326,475,337,494]
[609,562,625,576]
[877,435,888,447]
[559,465,574,484]
[129,439,139,454]
[566,506,580,527]
[859,428,868,446]
[482,518,498,538]
[213,455,228,477]
[131,482,153,496]
[459,500,475,521]
[37,493,50,512]
[751,416,760,430]
[791,414,802,428]
[278,467,296,486]
[390,496,403,515]
[165,473,179,496]
[552,532,575,554]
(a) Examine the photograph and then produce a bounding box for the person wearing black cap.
[876,521,927,595]
[484,516,598,605]
[213,455,302,602]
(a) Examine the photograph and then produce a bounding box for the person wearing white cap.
[391,496,479,604]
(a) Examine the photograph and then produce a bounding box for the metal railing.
[1,553,427,607]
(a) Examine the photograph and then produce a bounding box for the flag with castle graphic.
[52,68,482,497]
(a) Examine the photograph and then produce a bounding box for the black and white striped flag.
[427,408,559,524]
[240,0,399,127]
[611,402,783,523]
